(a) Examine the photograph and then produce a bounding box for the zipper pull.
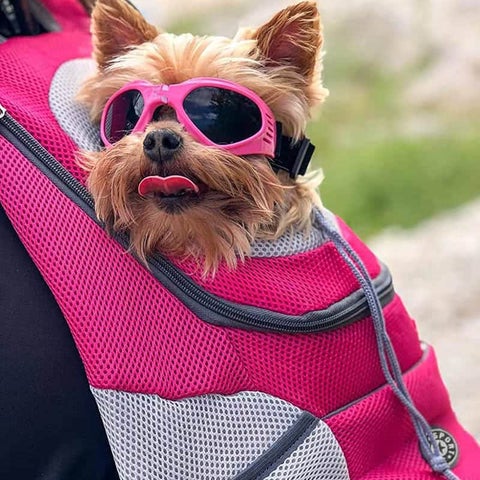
[0,103,6,119]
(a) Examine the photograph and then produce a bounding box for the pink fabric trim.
[0,8,90,183]
[41,0,90,33]
[174,237,381,316]
[326,346,480,479]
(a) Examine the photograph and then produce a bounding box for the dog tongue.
[138,175,199,197]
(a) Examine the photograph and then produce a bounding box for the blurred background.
[134,0,480,438]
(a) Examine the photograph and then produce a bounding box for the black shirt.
[0,204,119,480]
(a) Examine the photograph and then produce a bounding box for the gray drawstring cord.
[315,210,460,480]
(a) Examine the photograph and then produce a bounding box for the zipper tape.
[0,108,395,333]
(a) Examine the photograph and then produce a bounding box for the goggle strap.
[271,122,316,179]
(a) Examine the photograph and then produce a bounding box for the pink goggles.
[100,77,277,157]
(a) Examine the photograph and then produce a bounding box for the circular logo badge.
[427,427,459,467]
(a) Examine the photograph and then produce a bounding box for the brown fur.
[78,0,328,274]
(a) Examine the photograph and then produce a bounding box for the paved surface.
[369,199,480,439]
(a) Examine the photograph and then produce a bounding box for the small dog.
[78,0,328,273]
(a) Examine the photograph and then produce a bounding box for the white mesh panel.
[91,388,305,480]
[49,58,102,151]
[262,421,350,480]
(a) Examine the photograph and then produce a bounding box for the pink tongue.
[138,175,199,197]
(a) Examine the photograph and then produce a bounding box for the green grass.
[310,127,480,238]
[307,42,480,238]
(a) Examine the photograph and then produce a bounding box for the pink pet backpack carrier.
[1,1,479,479]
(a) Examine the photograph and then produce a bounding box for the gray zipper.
[0,105,395,333]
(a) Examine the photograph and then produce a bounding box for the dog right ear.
[253,1,322,81]
[91,0,158,69]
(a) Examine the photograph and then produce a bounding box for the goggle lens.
[182,87,262,145]
[104,89,145,144]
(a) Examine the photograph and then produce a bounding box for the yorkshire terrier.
[78,0,328,273]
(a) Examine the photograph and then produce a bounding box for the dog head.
[78,0,328,273]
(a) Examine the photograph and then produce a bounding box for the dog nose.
[143,129,183,163]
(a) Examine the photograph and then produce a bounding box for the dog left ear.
[253,1,322,80]
[91,0,158,69]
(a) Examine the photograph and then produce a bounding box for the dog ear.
[91,0,158,69]
[253,1,322,80]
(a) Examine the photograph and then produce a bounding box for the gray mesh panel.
[250,207,339,258]
[250,223,325,257]
[91,388,306,480]
[262,421,350,480]
[49,60,339,257]
[49,58,102,151]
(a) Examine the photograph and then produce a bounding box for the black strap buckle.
[269,122,316,179]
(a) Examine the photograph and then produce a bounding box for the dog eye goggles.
[101,77,277,157]
[101,77,315,178]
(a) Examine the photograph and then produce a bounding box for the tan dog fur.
[79,0,328,273]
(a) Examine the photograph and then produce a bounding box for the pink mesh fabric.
[1,133,423,410]
[326,346,480,479]
[0,4,90,182]
[174,226,381,315]
[0,139,252,396]
[225,295,422,417]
